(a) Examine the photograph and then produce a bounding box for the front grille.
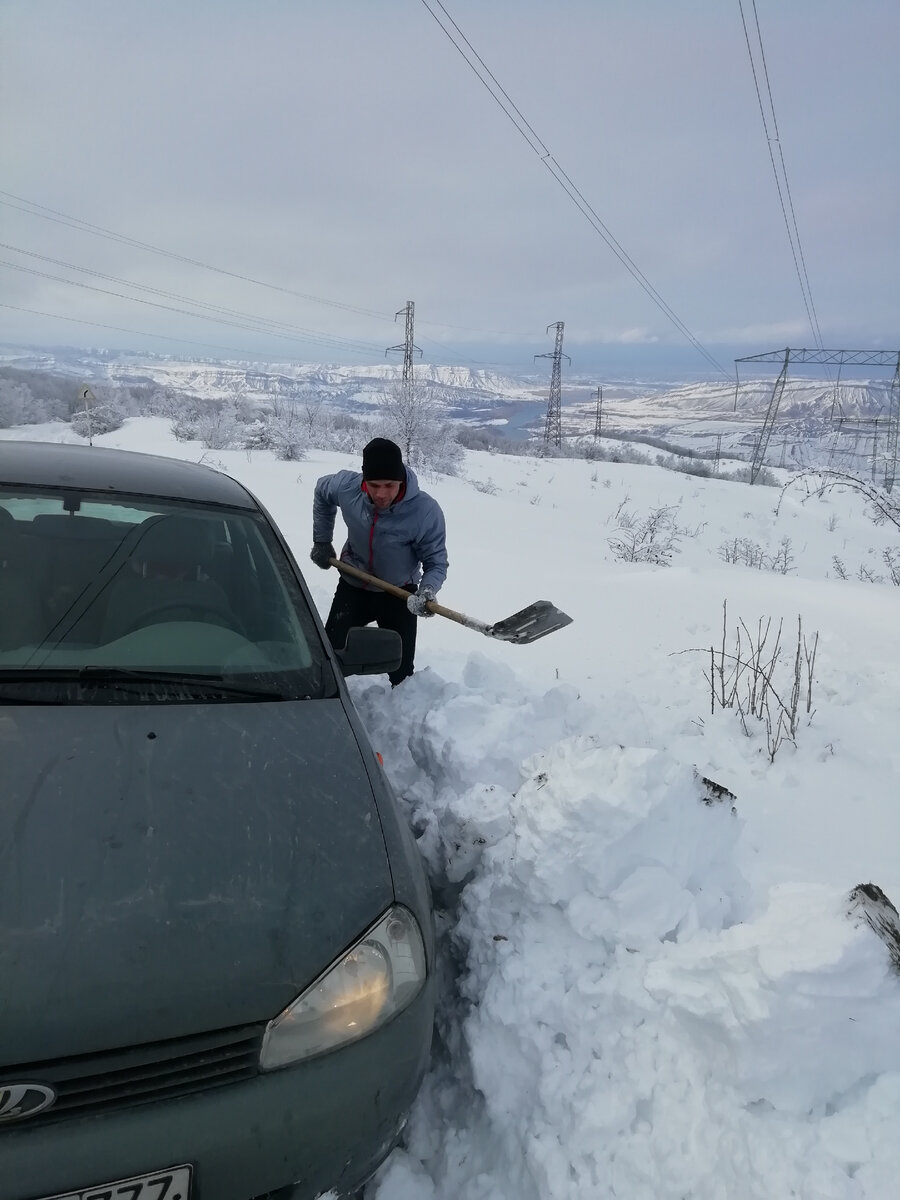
[4,1023,265,1123]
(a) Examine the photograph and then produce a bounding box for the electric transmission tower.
[736,348,900,488]
[592,386,603,441]
[884,356,900,492]
[535,321,570,448]
[385,300,422,384]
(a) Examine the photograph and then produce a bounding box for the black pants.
[325,578,418,686]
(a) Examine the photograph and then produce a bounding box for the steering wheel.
[121,601,243,638]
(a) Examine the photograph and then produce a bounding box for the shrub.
[608,505,685,566]
[695,601,819,761]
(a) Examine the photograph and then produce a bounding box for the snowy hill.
[559,377,894,475]
[0,345,538,411]
[2,346,892,472]
[3,416,900,1197]
[564,377,891,432]
[605,378,890,420]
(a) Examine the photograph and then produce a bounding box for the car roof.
[0,440,256,508]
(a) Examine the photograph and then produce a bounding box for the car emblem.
[0,1083,57,1123]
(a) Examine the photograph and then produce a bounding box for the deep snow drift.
[4,417,900,1199]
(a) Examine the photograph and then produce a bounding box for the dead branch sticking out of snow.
[699,601,819,761]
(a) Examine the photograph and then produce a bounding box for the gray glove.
[310,542,335,570]
[407,585,436,618]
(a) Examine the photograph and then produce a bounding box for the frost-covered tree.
[378,381,463,475]
[70,400,126,439]
[0,369,75,427]
[241,398,307,460]
[301,395,326,441]
[193,402,244,450]
[70,383,133,439]
[0,380,32,428]
[172,397,235,448]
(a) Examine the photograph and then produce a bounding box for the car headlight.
[259,905,428,1070]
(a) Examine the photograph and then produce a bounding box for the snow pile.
[356,660,900,1200]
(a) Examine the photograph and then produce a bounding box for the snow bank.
[358,660,900,1200]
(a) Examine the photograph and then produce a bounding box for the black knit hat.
[362,437,405,482]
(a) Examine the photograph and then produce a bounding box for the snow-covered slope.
[3,348,891,458]
[100,358,534,403]
[566,378,891,425]
[5,417,899,1198]
[0,347,537,409]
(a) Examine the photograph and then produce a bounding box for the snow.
[5,417,900,1198]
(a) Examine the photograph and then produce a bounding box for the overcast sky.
[1,0,898,380]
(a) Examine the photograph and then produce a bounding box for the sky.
[4,412,900,1197]
[1,0,899,380]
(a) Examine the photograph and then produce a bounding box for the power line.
[0,295,548,380]
[0,241,385,357]
[738,0,825,351]
[419,0,730,378]
[0,259,387,359]
[0,191,521,367]
[0,190,390,323]
[751,0,821,342]
[0,301,251,356]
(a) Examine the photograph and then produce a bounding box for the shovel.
[328,558,572,645]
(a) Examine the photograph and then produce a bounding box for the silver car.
[0,441,435,1200]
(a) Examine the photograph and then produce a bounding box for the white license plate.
[39,1164,192,1200]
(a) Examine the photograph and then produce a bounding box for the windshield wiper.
[0,667,292,700]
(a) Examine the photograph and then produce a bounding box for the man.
[310,437,448,686]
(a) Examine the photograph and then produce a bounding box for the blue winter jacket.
[312,466,449,594]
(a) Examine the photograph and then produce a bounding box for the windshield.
[0,486,336,703]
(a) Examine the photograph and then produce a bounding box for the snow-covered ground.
[5,418,900,1199]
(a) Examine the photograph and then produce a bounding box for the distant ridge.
[1,345,890,427]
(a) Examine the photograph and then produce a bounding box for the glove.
[407,585,436,618]
[310,542,336,570]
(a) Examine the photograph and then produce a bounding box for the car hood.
[0,700,394,1064]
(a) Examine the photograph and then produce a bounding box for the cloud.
[2,0,897,375]
[710,321,812,346]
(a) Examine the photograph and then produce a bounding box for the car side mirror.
[335,626,403,676]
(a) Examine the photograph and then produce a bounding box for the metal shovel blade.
[487,600,573,645]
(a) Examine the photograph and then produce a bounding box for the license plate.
[38,1165,192,1200]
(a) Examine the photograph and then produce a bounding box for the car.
[0,440,435,1200]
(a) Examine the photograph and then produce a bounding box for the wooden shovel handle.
[328,558,412,600]
[328,558,487,632]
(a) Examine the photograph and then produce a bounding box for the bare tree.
[301,395,325,441]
